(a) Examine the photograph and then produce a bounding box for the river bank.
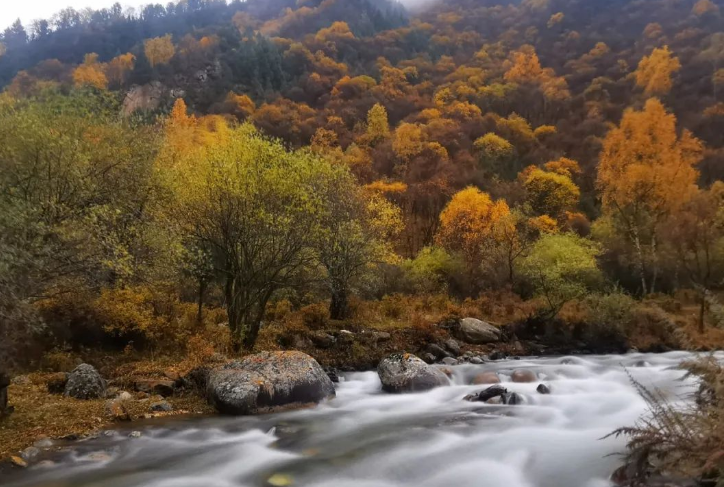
[1,352,708,487]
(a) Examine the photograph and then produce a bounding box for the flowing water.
[3,352,711,487]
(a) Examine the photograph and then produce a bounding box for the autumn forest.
[2,0,724,482]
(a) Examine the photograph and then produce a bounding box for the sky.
[1,1,149,31]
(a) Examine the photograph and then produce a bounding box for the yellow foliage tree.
[598,98,703,293]
[436,187,511,268]
[635,46,681,96]
[144,34,175,67]
[72,53,108,89]
[524,168,580,221]
[106,52,135,87]
[366,103,390,143]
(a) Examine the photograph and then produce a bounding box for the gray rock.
[150,401,172,412]
[536,383,551,394]
[426,343,451,360]
[117,391,133,401]
[377,353,450,393]
[64,364,106,400]
[443,339,461,357]
[456,318,502,344]
[469,357,484,365]
[207,351,335,415]
[128,431,142,438]
[464,384,507,402]
[421,353,437,364]
[372,331,391,342]
[441,357,458,366]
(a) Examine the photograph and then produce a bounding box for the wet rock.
[489,351,508,361]
[438,366,454,378]
[502,392,524,405]
[443,339,461,357]
[85,452,112,462]
[471,371,501,385]
[46,372,68,394]
[511,369,537,383]
[10,456,27,468]
[150,400,172,412]
[469,357,484,365]
[129,431,142,438]
[35,460,56,469]
[64,364,106,399]
[34,438,53,448]
[207,351,335,415]
[21,447,40,463]
[378,353,450,393]
[324,367,339,383]
[105,398,131,421]
[441,357,458,366]
[464,384,507,402]
[536,383,551,394]
[134,379,175,397]
[455,318,502,344]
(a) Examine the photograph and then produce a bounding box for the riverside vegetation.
[1,0,724,485]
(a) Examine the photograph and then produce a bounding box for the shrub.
[300,302,330,329]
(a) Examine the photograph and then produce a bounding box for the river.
[2,352,708,487]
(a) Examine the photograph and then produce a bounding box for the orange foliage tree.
[598,98,703,293]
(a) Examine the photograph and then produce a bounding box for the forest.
[1,0,724,483]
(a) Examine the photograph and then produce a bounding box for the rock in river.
[471,371,501,385]
[511,369,537,383]
[207,351,335,415]
[455,318,502,344]
[377,353,450,393]
[64,364,106,399]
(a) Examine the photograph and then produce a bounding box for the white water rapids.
[3,352,712,487]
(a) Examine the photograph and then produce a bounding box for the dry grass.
[611,356,724,484]
[0,372,213,460]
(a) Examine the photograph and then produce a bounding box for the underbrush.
[611,356,724,486]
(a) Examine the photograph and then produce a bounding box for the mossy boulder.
[207,351,335,415]
[377,353,450,393]
[63,364,106,400]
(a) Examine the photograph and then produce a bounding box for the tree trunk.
[197,277,206,323]
[225,276,243,353]
[699,292,707,334]
[329,285,349,320]
[632,228,648,296]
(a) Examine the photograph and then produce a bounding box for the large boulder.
[377,353,450,393]
[64,364,106,400]
[455,318,502,344]
[207,351,335,415]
